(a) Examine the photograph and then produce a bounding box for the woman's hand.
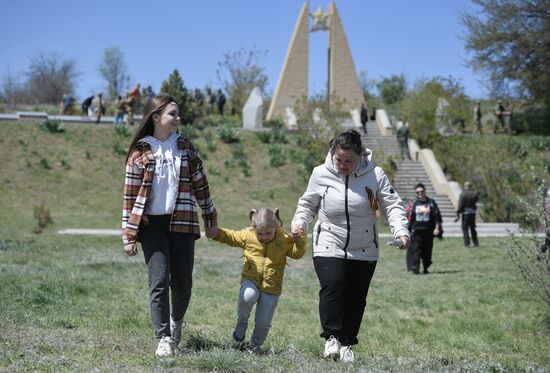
[291,223,305,241]
[397,235,410,250]
[123,243,138,256]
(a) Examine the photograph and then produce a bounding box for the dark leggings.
[407,229,433,272]
[314,257,377,346]
[140,215,195,338]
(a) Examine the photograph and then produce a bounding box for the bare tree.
[26,51,79,104]
[2,67,27,110]
[216,47,268,116]
[99,46,130,100]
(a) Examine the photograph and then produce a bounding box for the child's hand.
[206,226,219,238]
[291,223,304,241]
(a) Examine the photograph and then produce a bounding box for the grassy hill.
[0,120,308,236]
[1,120,549,372]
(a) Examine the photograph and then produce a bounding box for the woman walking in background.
[121,93,218,357]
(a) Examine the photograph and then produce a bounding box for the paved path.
[58,227,528,238]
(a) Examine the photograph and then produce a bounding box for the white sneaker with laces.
[170,316,183,347]
[155,336,173,358]
[339,345,354,363]
[323,336,340,360]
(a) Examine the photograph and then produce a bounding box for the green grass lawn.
[0,121,549,372]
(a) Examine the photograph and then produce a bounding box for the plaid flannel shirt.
[122,136,217,245]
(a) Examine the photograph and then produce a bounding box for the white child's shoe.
[170,316,183,347]
[339,345,354,363]
[155,336,173,358]
[323,335,340,360]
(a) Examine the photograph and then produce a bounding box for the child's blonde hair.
[249,208,283,230]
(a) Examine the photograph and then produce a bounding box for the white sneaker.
[323,336,339,360]
[170,316,183,347]
[155,336,173,358]
[339,345,354,363]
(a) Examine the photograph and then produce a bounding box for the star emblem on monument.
[310,5,330,32]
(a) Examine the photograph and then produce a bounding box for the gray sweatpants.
[140,215,195,338]
[233,280,279,348]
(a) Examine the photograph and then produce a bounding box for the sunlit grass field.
[0,121,548,372]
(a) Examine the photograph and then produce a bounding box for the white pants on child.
[233,279,279,348]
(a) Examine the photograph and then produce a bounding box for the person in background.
[493,100,505,133]
[92,92,103,123]
[474,101,482,134]
[125,91,135,126]
[81,95,94,116]
[121,93,218,358]
[291,129,409,363]
[407,183,442,274]
[216,89,226,116]
[209,208,306,354]
[455,181,479,247]
[113,95,125,125]
[360,103,368,135]
[396,121,411,160]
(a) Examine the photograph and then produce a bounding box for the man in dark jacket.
[407,183,443,274]
[455,181,479,247]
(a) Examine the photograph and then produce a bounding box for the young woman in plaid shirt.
[122,93,218,357]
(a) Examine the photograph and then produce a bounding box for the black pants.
[407,229,433,272]
[140,215,195,338]
[313,257,377,346]
[461,214,478,246]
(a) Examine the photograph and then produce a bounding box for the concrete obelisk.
[266,2,309,122]
[328,3,365,111]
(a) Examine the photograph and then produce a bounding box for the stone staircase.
[359,120,521,236]
[361,121,456,220]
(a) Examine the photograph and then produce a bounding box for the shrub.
[264,118,284,129]
[506,170,550,312]
[33,201,53,234]
[39,119,65,133]
[114,125,130,137]
[268,144,286,167]
[270,128,288,144]
[113,142,126,156]
[180,124,200,139]
[219,124,240,143]
[256,131,271,144]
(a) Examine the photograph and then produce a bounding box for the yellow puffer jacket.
[214,228,307,296]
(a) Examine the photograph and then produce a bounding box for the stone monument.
[243,87,263,129]
[267,1,365,127]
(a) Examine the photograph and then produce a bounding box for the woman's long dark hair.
[329,129,363,155]
[125,93,177,162]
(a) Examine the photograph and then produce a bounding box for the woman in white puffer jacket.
[291,129,410,363]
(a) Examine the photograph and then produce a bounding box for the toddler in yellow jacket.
[209,208,307,353]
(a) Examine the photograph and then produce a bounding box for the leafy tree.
[377,74,407,105]
[462,0,550,106]
[358,69,377,102]
[401,76,470,147]
[99,46,130,100]
[26,51,79,104]
[160,69,196,125]
[216,47,268,116]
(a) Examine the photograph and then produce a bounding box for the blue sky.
[1,0,485,101]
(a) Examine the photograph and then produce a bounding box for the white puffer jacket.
[292,148,409,261]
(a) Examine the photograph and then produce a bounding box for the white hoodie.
[142,132,181,215]
[292,147,409,261]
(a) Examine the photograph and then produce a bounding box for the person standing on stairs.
[396,121,411,161]
[360,103,368,135]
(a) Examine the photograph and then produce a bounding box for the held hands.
[291,223,305,242]
[123,243,138,256]
[205,226,220,239]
